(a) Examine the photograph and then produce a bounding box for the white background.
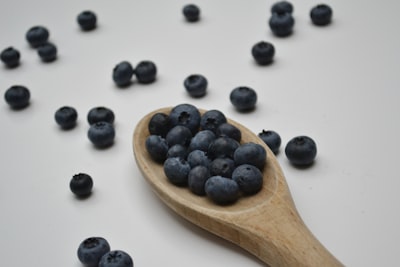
[1,0,399,266]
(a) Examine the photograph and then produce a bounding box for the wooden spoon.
[133,107,343,267]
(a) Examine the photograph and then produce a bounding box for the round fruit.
[70,173,93,197]
[285,135,317,166]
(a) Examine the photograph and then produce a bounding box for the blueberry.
[165,125,192,147]
[184,74,208,97]
[163,157,191,186]
[216,123,241,143]
[271,1,294,14]
[87,106,115,125]
[188,129,216,152]
[4,85,30,109]
[70,173,93,197]
[88,121,115,148]
[188,165,210,196]
[285,135,317,166]
[200,109,227,133]
[145,135,169,163]
[55,106,78,129]
[112,61,135,87]
[25,26,49,48]
[0,47,20,68]
[210,157,235,178]
[251,41,275,65]
[187,149,210,168]
[233,142,267,170]
[77,10,97,31]
[167,144,188,159]
[258,130,281,154]
[207,137,240,160]
[134,60,157,84]
[310,4,333,26]
[77,237,111,267]
[230,86,257,112]
[99,250,134,267]
[269,11,295,37]
[205,176,240,205]
[37,42,57,62]
[232,164,263,195]
[148,112,171,137]
[169,103,201,134]
[183,4,200,22]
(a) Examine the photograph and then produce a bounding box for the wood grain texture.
[133,107,343,267]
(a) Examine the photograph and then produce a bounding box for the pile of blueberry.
[145,103,268,205]
[77,237,133,267]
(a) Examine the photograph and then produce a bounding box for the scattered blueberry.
[258,130,281,154]
[184,74,208,97]
[216,123,241,142]
[200,109,227,133]
[188,165,210,195]
[77,237,111,267]
[87,106,115,125]
[269,11,295,37]
[55,106,78,129]
[188,129,216,152]
[77,10,97,31]
[271,1,294,14]
[167,144,188,159]
[37,42,57,62]
[163,157,191,186]
[210,157,235,178]
[70,173,93,197]
[207,136,240,159]
[148,112,171,137]
[112,61,135,87]
[134,60,157,84]
[4,85,30,109]
[187,149,210,168]
[310,4,333,26]
[285,135,317,166]
[183,4,201,22]
[205,176,240,205]
[25,26,49,48]
[232,164,263,195]
[230,86,257,112]
[169,103,201,134]
[251,41,275,65]
[233,142,267,170]
[0,47,20,68]
[88,121,115,148]
[99,250,134,267]
[165,125,193,147]
[145,135,169,163]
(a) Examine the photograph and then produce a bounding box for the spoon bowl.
[133,107,343,267]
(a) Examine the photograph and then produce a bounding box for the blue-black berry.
[87,106,115,125]
[4,85,30,109]
[285,135,317,166]
[216,123,241,142]
[112,61,134,87]
[77,10,97,31]
[26,26,49,48]
[310,4,333,26]
[183,4,200,22]
[55,106,78,129]
[77,237,110,267]
[163,157,191,186]
[145,135,169,163]
[258,130,281,154]
[169,103,201,134]
[70,173,93,197]
[0,47,20,68]
[269,11,295,37]
[233,142,267,170]
[99,250,134,267]
[205,176,240,205]
[148,112,171,137]
[37,42,57,62]
[271,1,294,14]
[134,60,157,84]
[200,109,227,133]
[88,121,115,148]
[165,125,193,147]
[230,86,257,112]
[184,74,208,97]
[188,165,210,195]
[252,41,275,65]
[232,164,263,195]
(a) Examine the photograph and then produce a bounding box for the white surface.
[1,0,399,266]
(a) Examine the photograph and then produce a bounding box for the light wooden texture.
[133,107,344,267]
